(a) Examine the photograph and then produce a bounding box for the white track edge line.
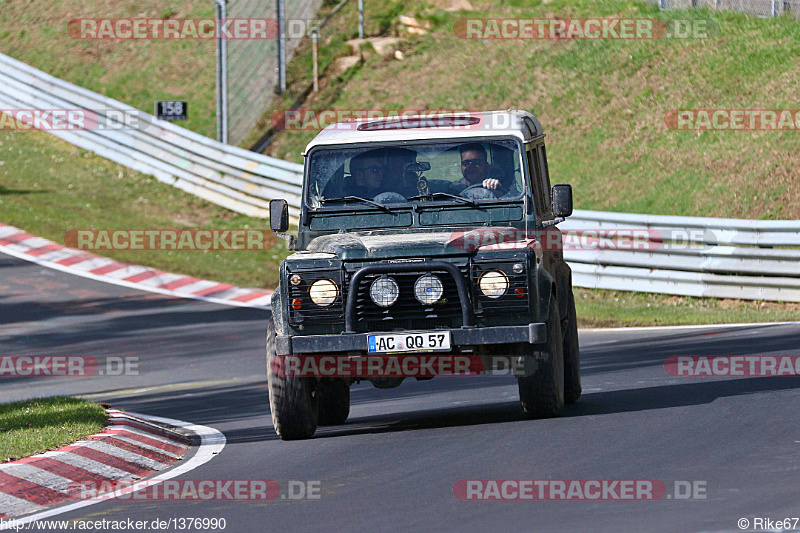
[581,320,800,333]
[0,245,271,311]
[0,413,226,529]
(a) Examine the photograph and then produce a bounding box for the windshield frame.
[302,136,529,212]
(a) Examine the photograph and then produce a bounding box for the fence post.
[358,0,364,38]
[771,0,777,15]
[312,31,319,93]
[214,0,228,144]
[277,0,286,93]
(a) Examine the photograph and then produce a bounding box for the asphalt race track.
[2,250,799,532]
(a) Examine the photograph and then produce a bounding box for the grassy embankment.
[0,397,106,463]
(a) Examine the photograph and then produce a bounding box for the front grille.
[353,266,469,333]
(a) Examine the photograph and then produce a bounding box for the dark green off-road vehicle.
[267,110,580,440]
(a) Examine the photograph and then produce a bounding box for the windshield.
[306,140,524,209]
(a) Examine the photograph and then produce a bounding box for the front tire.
[266,318,318,440]
[517,296,565,418]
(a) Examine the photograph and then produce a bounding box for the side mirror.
[551,184,573,218]
[270,199,289,233]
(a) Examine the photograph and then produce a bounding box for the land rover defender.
[267,110,580,440]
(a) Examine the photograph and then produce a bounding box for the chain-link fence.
[225,0,323,146]
[648,0,800,17]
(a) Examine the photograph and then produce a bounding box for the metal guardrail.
[562,211,800,302]
[2,52,799,302]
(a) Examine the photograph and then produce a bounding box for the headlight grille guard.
[344,261,475,334]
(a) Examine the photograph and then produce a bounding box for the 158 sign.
[155,101,188,121]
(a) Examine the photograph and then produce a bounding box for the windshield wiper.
[407,192,477,207]
[322,196,392,213]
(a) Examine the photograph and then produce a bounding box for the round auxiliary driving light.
[370,276,400,307]
[414,274,444,305]
[479,270,509,299]
[308,278,338,307]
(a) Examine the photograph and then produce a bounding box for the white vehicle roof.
[303,110,543,154]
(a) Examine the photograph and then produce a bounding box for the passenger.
[321,150,387,200]
[349,152,386,198]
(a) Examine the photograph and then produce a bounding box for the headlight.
[414,274,443,305]
[370,276,399,307]
[308,278,338,307]
[479,269,508,298]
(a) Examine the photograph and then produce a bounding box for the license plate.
[367,331,452,354]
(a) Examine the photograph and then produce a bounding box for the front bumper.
[275,323,547,355]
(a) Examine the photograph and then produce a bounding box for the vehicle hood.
[304,227,525,261]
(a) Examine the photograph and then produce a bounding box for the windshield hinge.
[276,233,296,250]
[541,217,564,228]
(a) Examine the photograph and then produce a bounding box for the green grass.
[0,397,106,463]
[575,288,800,327]
[0,128,288,288]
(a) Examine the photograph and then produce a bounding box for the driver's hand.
[482,178,500,190]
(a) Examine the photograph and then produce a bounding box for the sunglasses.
[461,159,486,167]
[353,166,385,174]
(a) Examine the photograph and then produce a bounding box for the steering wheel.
[461,183,498,200]
[373,191,407,204]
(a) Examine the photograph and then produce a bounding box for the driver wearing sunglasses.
[448,143,503,196]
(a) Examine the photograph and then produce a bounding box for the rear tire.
[266,318,318,440]
[517,296,564,419]
[563,292,582,404]
[317,379,350,425]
